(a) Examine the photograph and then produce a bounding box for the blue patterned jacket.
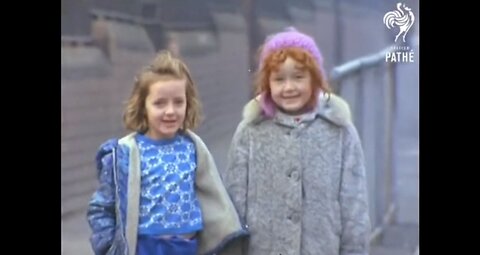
[87,131,249,255]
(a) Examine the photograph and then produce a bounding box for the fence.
[330,45,399,242]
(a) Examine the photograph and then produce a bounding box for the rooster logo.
[383,3,415,43]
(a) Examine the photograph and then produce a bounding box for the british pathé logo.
[385,45,414,63]
[383,3,415,43]
[383,3,415,63]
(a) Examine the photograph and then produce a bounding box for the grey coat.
[223,94,371,255]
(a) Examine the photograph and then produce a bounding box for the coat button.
[290,171,299,181]
[287,212,300,223]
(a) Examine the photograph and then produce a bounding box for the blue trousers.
[136,235,198,255]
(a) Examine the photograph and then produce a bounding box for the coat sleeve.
[339,125,371,255]
[86,139,118,255]
[220,121,251,255]
[223,121,250,223]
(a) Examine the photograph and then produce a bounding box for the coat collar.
[241,92,352,127]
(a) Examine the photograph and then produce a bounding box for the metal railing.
[329,45,399,243]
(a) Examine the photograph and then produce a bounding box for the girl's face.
[269,57,313,115]
[144,78,187,140]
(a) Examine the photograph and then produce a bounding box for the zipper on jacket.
[112,147,128,255]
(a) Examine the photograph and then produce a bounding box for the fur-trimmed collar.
[241,93,352,127]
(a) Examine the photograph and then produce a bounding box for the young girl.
[224,27,371,255]
[87,50,248,255]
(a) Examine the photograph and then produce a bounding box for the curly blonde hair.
[123,50,203,133]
